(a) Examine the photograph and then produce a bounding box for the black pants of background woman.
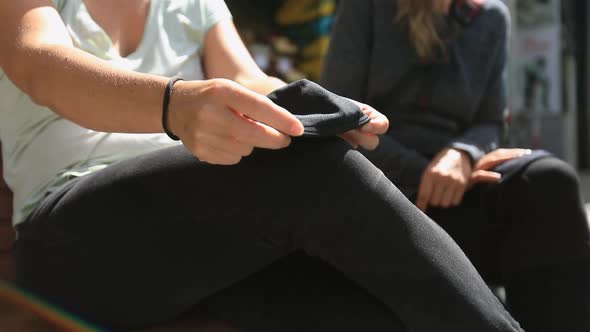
[15,139,523,332]
[426,156,590,332]
[364,136,590,332]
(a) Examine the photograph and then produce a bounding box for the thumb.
[470,170,502,187]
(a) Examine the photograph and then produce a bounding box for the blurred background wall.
[226,0,336,82]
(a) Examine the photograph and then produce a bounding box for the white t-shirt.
[0,0,232,225]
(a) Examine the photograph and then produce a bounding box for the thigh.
[496,157,590,275]
[15,140,356,329]
[16,140,524,332]
[10,140,328,325]
[429,156,590,282]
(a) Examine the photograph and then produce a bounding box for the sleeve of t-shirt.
[199,0,233,32]
[51,0,65,11]
[182,0,232,54]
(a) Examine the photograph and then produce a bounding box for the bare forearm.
[234,75,286,96]
[7,44,168,133]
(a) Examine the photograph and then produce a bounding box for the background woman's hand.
[417,148,472,212]
[469,148,532,187]
[168,78,304,165]
[339,101,389,150]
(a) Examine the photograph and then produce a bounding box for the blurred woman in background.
[322,0,590,331]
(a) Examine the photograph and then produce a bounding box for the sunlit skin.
[0,0,389,167]
[84,0,389,154]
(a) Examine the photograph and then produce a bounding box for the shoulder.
[478,0,511,34]
[159,0,231,30]
[159,0,228,14]
[159,0,202,12]
[462,0,511,46]
[51,0,66,12]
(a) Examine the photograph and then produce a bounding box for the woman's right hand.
[168,78,304,165]
[416,148,472,212]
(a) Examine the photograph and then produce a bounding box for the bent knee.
[284,138,384,186]
[523,157,580,192]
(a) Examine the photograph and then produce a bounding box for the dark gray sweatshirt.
[321,0,510,197]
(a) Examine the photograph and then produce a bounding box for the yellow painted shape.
[276,0,336,25]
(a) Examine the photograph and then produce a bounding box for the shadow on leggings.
[179,251,405,332]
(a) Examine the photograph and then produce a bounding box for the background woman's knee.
[522,157,580,193]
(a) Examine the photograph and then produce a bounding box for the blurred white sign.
[509,0,562,114]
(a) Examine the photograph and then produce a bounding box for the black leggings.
[426,157,590,332]
[15,140,522,331]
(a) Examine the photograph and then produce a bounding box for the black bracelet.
[162,76,185,141]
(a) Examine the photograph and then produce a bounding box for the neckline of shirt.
[78,0,158,60]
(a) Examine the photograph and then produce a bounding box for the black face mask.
[267,80,370,137]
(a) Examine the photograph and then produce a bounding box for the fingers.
[469,170,501,187]
[200,104,292,150]
[178,79,304,164]
[361,133,380,151]
[418,168,469,212]
[339,132,359,149]
[419,183,465,211]
[220,80,304,137]
[429,180,446,208]
[441,183,460,208]
[416,174,433,212]
[475,154,515,171]
[200,134,255,157]
[424,170,500,205]
[355,102,389,135]
[186,108,289,164]
[189,143,244,165]
[475,148,532,171]
[451,180,467,206]
[226,110,292,150]
[359,112,389,136]
[340,130,379,150]
[431,179,466,209]
[183,132,248,165]
[179,80,392,165]
[338,103,387,150]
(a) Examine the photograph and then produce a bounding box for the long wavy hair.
[395,0,448,62]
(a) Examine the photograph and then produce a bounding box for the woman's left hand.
[416,148,472,212]
[469,148,532,187]
[339,101,389,150]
